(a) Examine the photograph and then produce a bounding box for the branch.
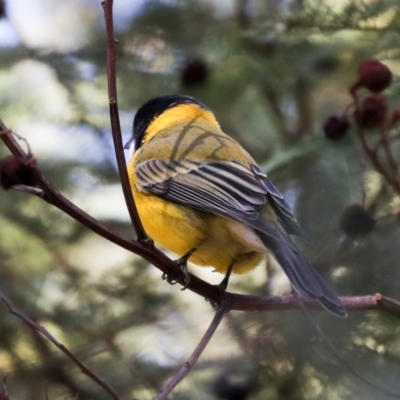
[227,292,400,316]
[154,306,227,400]
[1,129,399,317]
[0,123,219,301]
[0,290,126,400]
[357,125,400,193]
[0,376,9,400]
[101,0,147,242]
[379,128,398,174]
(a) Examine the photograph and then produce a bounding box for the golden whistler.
[128,95,346,317]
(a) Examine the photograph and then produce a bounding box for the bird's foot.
[175,248,196,290]
[161,248,196,289]
[217,261,235,292]
[210,284,227,311]
[210,262,235,311]
[161,273,178,285]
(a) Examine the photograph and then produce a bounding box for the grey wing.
[135,159,307,240]
[135,158,346,317]
[251,165,311,241]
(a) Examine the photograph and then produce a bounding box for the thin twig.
[0,290,124,400]
[101,0,147,242]
[352,94,400,195]
[372,126,398,175]
[381,131,398,175]
[0,376,8,398]
[357,126,400,193]
[154,305,228,400]
[12,184,44,198]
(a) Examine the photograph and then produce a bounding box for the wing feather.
[135,159,305,235]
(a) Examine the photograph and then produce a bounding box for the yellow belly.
[133,189,204,256]
[132,189,265,274]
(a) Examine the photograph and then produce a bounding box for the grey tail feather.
[258,230,347,318]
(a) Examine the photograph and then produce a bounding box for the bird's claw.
[161,258,191,289]
[161,273,178,285]
[175,248,196,290]
[176,260,191,290]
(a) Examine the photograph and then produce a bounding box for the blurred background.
[1,0,400,399]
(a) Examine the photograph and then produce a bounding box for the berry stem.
[352,93,400,194]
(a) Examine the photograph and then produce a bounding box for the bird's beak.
[124,136,134,150]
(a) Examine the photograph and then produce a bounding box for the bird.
[127,94,347,317]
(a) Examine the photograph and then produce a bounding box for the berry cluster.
[323,59,399,236]
[324,59,393,141]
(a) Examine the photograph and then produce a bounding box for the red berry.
[357,59,392,93]
[356,93,388,129]
[181,58,209,87]
[340,204,375,236]
[392,109,400,122]
[323,116,350,140]
[212,375,250,400]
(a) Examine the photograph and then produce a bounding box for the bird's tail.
[258,230,347,318]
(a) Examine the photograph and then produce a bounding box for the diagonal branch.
[154,305,228,400]
[0,123,217,301]
[0,290,126,400]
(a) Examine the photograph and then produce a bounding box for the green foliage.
[1,0,400,399]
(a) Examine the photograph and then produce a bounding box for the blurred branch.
[294,74,312,137]
[237,0,251,30]
[154,305,227,400]
[0,376,9,400]
[0,290,125,400]
[101,0,147,242]
[29,331,95,399]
